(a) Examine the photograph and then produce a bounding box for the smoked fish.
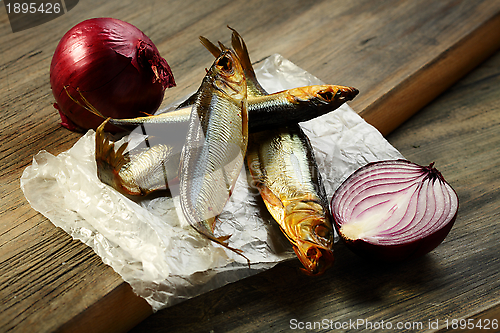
[247,125,335,275]
[178,48,248,256]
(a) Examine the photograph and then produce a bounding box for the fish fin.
[218,41,229,51]
[214,234,251,268]
[214,236,251,267]
[216,234,232,243]
[96,118,130,170]
[199,36,222,57]
[95,118,141,195]
[191,219,251,267]
[228,27,267,95]
[228,27,255,77]
[260,186,284,209]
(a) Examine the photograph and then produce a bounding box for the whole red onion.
[50,18,175,132]
[331,160,459,262]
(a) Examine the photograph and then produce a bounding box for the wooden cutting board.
[1,0,500,332]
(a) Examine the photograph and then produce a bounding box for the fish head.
[288,85,359,110]
[293,222,335,276]
[210,49,247,101]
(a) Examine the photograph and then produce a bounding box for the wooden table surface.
[1,0,500,332]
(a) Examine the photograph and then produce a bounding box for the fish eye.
[217,55,233,72]
[318,90,334,101]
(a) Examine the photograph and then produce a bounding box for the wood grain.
[1,0,500,332]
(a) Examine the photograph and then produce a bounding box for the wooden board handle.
[360,12,500,136]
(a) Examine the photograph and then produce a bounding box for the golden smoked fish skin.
[103,107,192,126]
[247,125,335,275]
[245,85,358,132]
[179,49,248,254]
[106,85,358,133]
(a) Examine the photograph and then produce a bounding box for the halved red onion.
[331,159,458,261]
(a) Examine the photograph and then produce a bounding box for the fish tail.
[218,41,229,51]
[95,118,135,194]
[228,26,254,76]
[228,26,267,96]
[199,36,222,57]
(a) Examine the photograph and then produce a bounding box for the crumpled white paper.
[21,54,403,311]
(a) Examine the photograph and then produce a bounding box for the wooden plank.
[57,283,152,333]
[1,0,500,332]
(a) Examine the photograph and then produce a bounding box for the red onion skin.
[50,18,175,132]
[331,160,459,262]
